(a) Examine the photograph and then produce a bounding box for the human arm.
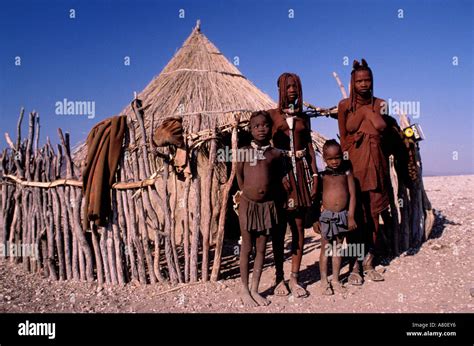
[236,161,244,190]
[337,99,349,148]
[305,118,318,200]
[278,150,291,192]
[347,171,357,231]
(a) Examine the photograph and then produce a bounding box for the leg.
[250,233,270,306]
[346,226,363,286]
[288,211,308,297]
[378,208,393,262]
[239,229,258,307]
[271,219,289,296]
[319,236,329,283]
[362,211,384,282]
[319,236,333,295]
[331,235,347,293]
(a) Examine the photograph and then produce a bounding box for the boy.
[317,139,357,295]
[236,111,284,307]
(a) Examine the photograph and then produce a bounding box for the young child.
[317,139,357,295]
[236,111,284,307]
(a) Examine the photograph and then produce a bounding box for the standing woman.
[337,59,390,284]
[268,73,318,298]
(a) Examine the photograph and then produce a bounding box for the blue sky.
[0,0,472,175]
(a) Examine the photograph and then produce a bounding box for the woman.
[337,59,390,284]
[268,73,318,298]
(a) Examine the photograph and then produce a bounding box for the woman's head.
[350,59,374,111]
[277,73,303,112]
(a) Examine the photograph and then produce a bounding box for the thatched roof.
[73,22,276,164]
[135,23,275,125]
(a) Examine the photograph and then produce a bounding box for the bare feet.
[273,279,290,296]
[240,290,258,307]
[348,271,363,286]
[363,268,384,282]
[289,274,308,298]
[319,280,334,296]
[251,291,270,306]
[331,280,347,294]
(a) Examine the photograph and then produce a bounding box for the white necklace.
[250,141,271,160]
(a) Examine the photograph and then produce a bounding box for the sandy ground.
[0,175,473,313]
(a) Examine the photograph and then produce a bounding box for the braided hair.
[277,73,303,113]
[322,139,341,154]
[350,59,374,112]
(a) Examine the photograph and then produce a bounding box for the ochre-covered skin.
[338,95,390,215]
[236,111,282,307]
[337,60,390,281]
[267,73,318,298]
[317,141,357,295]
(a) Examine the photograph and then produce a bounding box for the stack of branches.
[1,108,94,282]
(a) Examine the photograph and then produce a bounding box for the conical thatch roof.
[74,22,276,165]
[134,23,276,126]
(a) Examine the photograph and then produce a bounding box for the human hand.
[313,221,321,234]
[282,177,292,193]
[310,177,318,200]
[348,216,357,231]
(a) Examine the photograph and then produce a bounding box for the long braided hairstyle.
[277,73,303,113]
[350,59,375,112]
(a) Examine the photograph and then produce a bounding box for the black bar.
[0,313,472,345]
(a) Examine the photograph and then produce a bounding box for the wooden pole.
[153,224,165,283]
[161,155,180,284]
[332,72,348,99]
[50,149,66,280]
[11,114,24,266]
[183,176,191,282]
[201,121,217,281]
[190,115,201,282]
[56,152,73,279]
[98,226,111,284]
[121,155,147,284]
[111,189,126,285]
[0,150,10,261]
[211,114,240,281]
[15,107,25,154]
[90,224,105,286]
[115,170,133,282]
[43,147,57,279]
[106,225,118,285]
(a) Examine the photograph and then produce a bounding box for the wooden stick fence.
[0,106,325,286]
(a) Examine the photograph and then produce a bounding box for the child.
[317,139,357,295]
[236,111,284,307]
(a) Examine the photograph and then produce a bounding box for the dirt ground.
[0,175,473,313]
